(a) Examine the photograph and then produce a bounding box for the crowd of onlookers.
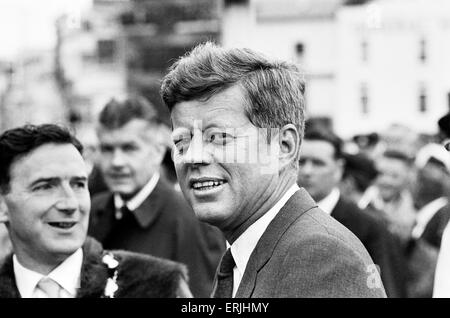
[1,103,449,297]
[299,113,450,297]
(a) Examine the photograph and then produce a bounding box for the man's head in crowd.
[414,143,450,208]
[340,152,378,203]
[374,150,413,203]
[0,124,89,274]
[97,96,167,199]
[160,42,305,241]
[297,127,344,202]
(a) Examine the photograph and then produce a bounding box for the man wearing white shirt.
[412,143,450,248]
[432,136,450,298]
[0,124,192,298]
[161,42,386,297]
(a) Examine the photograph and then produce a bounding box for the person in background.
[161,42,385,298]
[75,124,108,197]
[297,127,407,297]
[433,115,450,297]
[340,152,379,210]
[412,143,450,248]
[359,150,417,243]
[88,96,225,298]
[0,124,191,298]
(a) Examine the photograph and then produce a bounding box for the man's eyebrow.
[72,176,88,182]
[29,177,58,187]
[30,176,88,186]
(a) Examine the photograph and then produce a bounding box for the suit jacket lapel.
[235,188,317,298]
[0,254,21,298]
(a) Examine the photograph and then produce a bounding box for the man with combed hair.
[160,42,386,298]
[0,124,191,298]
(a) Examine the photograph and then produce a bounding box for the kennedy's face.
[170,85,279,233]
[1,143,90,265]
[98,119,164,198]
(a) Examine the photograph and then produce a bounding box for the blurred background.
[2,0,450,297]
[0,0,449,143]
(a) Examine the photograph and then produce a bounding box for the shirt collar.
[317,188,341,215]
[230,183,300,281]
[13,248,83,298]
[114,172,160,212]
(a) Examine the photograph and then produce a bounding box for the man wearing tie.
[0,124,191,298]
[160,42,386,297]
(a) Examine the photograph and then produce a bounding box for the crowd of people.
[0,42,449,298]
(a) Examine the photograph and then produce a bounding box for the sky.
[0,0,92,61]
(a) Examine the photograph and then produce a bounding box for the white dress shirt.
[229,183,300,297]
[14,248,83,298]
[317,188,341,215]
[434,223,450,297]
[411,197,448,239]
[114,172,160,218]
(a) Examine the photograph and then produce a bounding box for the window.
[419,38,427,63]
[419,85,427,113]
[295,43,304,64]
[360,83,369,114]
[361,39,368,62]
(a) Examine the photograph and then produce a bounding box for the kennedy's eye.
[206,132,233,146]
[174,135,192,154]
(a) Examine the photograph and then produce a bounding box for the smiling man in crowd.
[0,124,191,298]
[160,42,386,297]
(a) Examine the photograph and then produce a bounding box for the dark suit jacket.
[331,196,408,298]
[213,188,386,297]
[88,177,225,298]
[421,202,450,248]
[0,237,189,298]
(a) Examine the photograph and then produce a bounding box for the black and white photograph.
[0,0,450,303]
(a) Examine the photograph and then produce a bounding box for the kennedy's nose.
[182,132,213,166]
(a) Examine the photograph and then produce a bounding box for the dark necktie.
[115,204,131,220]
[212,248,235,298]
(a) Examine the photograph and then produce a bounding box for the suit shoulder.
[284,207,377,267]
[273,209,386,297]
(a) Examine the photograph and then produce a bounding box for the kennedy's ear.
[278,124,300,170]
[0,196,9,223]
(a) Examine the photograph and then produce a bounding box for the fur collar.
[0,238,109,298]
[0,237,186,298]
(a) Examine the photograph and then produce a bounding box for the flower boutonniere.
[102,252,119,298]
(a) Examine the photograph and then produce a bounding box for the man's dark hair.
[342,152,378,193]
[160,42,306,146]
[303,125,343,159]
[98,96,164,130]
[0,124,83,193]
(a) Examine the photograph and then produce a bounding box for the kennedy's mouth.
[48,222,76,229]
[189,177,227,192]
